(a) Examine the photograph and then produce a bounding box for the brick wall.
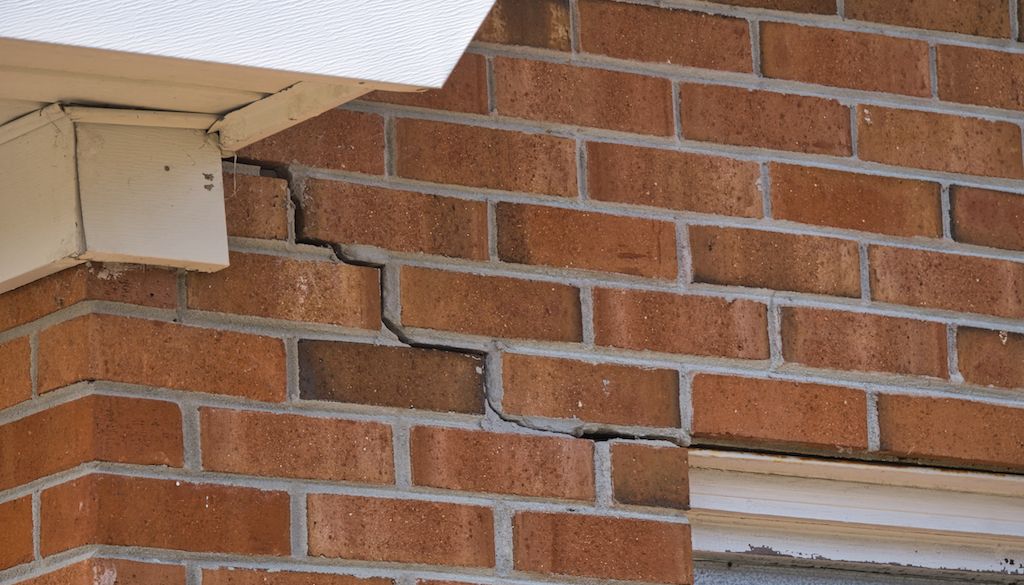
[2,0,1024,583]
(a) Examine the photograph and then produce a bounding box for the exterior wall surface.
[2,0,1024,583]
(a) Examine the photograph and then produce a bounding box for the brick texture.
[710,0,836,13]
[16,560,184,585]
[611,443,689,509]
[475,0,571,50]
[845,0,1010,38]
[223,172,289,240]
[957,327,1024,390]
[205,570,390,585]
[937,46,1024,112]
[238,109,384,174]
[366,53,488,114]
[0,497,32,570]
[0,337,31,410]
[951,186,1024,251]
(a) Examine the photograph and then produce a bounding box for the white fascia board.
[689,449,1024,576]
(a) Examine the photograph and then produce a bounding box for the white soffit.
[689,449,1024,576]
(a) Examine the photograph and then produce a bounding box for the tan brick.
[0,337,31,410]
[187,252,380,328]
[680,84,852,155]
[365,53,488,113]
[709,0,836,13]
[201,408,394,483]
[475,0,571,50]
[401,267,582,342]
[579,0,751,72]
[298,340,484,414]
[410,426,594,499]
[952,186,1024,251]
[308,495,494,567]
[238,109,384,174]
[692,374,868,451]
[300,180,489,259]
[205,570,390,585]
[857,105,1024,179]
[957,327,1024,390]
[781,307,948,378]
[587,142,762,217]
[0,497,32,570]
[611,443,689,510]
[41,474,290,556]
[770,164,942,237]
[502,353,680,428]
[689,226,861,296]
[939,45,1024,112]
[594,288,769,359]
[494,58,674,135]
[223,172,289,240]
[497,203,677,279]
[846,0,1010,38]
[38,314,286,401]
[395,119,577,197]
[16,560,184,585]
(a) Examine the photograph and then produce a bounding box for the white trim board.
[689,449,1024,577]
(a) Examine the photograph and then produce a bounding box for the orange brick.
[711,0,835,11]
[845,0,1010,38]
[502,353,680,428]
[475,0,572,50]
[680,84,852,155]
[205,570,390,585]
[308,495,494,567]
[496,203,677,279]
[15,560,185,585]
[0,395,182,491]
[761,23,930,96]
[187,252,380,328]
[869,246,1024,319]
[395,119,577,197]
[593,288,769,359]
[300,180,489,260]
[514,512,691,584]
[238,109,384,174]
[298,341,484,414]
[957,327,1024,390]
[938,45,1024,111]
[611,443,689,510]
[692,374,868,451]
[223,172,289,240]
[770,164,942,237]
[411,426,594,499]
[689,226,861,296]
[587,142,761,217]
[41,474,290,556]
[201,408,394,483]
[401,267,582,342]
[952,186,1024,251]
[0,497,32,570]
[781,307,948,378]
[878,395,1024,471]
[365,53,488,113]
[38,314,286,401]
[0,337,31,410]
[857,105,1024,179]
[579,0,751,72]
[494,58,674,135]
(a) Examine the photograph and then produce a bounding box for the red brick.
[709,0,836,13]
[475,0,571,50]
[952,186,1024,251]
[0,337,31,410]
[15,560,185,585]
[502,353,680,427]
[365,54,488,113]
[42,474,290,556]
[877,395,1024,470]
[401,267,582,342]
[781,307,948,378]
[514,512,691,584]
[298,340,484,414]
[187,252,380,328]
[38,314,286,401]
[770,163,942,237]
[223,172,289,240]
[497,203,677,279]
[692,374,868,451]
[579,0,751,72]
[238,109,384,174]
[308,495,494,567]
[395,119,577,196]
[0,263,176,333]
[761,23,929,96]
[0,497,32,570]
[300,180,489,260]
[680,85,852,155]
[201,408,394,483]
[593,288,769,359]
[410,426,594,499]
[205,570,390,585]
[611,443,689,510]
[587,142,762,217]
[845,0,1010,38]
[0,395,182,491]
[857,105,1024,179]
[938,45,1024,111]
[494,58,674,135]
[957,327,1024,390]
[869,246,1024,319]
[689,226,861,296]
